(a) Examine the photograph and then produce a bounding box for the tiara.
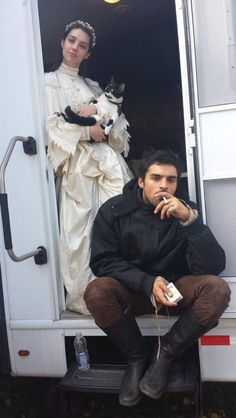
[65,20,96,48]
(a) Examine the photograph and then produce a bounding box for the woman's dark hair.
[139,149,182,180]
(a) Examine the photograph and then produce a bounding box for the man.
[84,149,230,407]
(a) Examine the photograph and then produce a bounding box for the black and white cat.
[62,77,125,136]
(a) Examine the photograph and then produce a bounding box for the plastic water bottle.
[73,332,90,370]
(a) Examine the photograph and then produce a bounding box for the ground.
[0,375,236,418]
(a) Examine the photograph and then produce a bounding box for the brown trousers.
[84,275,231,328]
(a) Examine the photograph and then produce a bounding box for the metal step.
[60,360,200,394]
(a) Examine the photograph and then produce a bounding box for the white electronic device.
[164,282,183,303]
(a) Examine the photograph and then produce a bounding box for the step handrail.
[0,136,47,264]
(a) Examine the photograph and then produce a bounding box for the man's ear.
[138,177,144,189]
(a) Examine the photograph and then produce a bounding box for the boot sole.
[119,393,143,407]
[139,381,164,399]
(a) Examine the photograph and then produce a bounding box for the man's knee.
[205,275,231,306]
[206,276,231,303]
[84,276,125,314]
[84,277,127,327]
[190,275,231,325]
[84,277,113,308]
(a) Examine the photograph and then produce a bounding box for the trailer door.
[0,0,66,375]
[175,0,236,381]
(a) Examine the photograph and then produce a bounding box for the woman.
[45,20,132,314]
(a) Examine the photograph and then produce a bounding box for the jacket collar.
[113,179,154,216]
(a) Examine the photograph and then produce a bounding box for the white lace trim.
[58,62,79,77]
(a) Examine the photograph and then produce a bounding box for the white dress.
[45,63,133,314]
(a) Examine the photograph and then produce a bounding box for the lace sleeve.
[47,113,90,175]
[108,113,131,157]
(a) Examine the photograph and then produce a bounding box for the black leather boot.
[102,308,149,407]
[140,309,217,399]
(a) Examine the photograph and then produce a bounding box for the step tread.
[60,361,199,394]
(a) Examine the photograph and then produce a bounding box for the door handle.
[0,136,47,265]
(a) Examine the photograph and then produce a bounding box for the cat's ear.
[118,83,125,94]
[110,76,115,84]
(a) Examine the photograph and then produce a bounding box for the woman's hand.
[78,104,97,117]
[89,122,106,143]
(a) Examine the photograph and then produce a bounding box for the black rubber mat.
[60,360,199,394]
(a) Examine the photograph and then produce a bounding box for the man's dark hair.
[139,149,182,180]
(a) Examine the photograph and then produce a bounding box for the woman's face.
[61,28,91,68]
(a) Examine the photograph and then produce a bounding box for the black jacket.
[90,179,226,297]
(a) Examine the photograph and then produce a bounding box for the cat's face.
[104,78,125,103]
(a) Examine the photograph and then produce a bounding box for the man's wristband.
[180,205,198,226]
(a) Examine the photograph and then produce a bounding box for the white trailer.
[0,0,236,387]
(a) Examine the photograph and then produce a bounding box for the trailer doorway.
[38,0,187,181]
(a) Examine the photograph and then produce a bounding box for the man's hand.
[153,278,177,307]
[154,192,190,222]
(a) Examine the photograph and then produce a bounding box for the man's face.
[138,163,178,207]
